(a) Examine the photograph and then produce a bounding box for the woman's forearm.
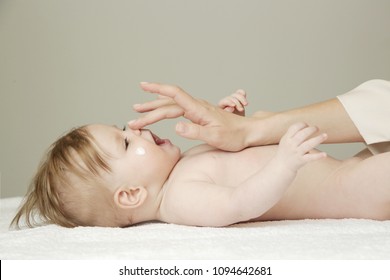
[246,98,364,146]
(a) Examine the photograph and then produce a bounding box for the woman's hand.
[128,82,254,151]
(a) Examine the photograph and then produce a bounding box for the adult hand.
[128,82,254,151]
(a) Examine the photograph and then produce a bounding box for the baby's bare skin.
[128,83,390,227]
[159,142,390,226]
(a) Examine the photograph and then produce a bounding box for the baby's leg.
[338,152,390,220]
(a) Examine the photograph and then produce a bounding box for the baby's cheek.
[134,147,146,156]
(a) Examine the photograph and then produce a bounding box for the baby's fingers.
[300,133,328,155]
[232,89,248,105]
[303,151,327,162]
[218,97,236,108]
[223,106,235,113]
[229,96,245,112]
[219,90,247,108]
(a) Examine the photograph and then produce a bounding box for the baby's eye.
[123,125,129,150]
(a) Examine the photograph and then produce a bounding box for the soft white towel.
[1,197,389,259]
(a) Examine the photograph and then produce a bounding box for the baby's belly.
[253,154,347,221]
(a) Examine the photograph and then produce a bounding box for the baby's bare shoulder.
[182,143,217,156]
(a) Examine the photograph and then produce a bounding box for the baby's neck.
[128,157,183,225]
[129,181,167,225]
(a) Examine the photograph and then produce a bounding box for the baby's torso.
[173,144,279,186]
[165,144,351,221]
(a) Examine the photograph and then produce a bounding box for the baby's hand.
[218,89,248,116]
[276,123,327,172]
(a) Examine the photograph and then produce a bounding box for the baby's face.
[86,124,181,188]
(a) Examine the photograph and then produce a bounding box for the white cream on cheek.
[135,147,146,156]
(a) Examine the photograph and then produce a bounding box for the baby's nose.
[126,124,141,136]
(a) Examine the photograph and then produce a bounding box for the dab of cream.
[135,147,146,156]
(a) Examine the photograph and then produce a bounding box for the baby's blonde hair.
[11,126,117,228]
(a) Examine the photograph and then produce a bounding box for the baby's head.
[11,124,181,228]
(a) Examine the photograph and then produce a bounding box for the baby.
[12,91,390,228]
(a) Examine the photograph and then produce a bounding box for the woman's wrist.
[244,112,283,147]
[243,117,268,148]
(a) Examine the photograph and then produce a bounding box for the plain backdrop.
[1,0,389,198]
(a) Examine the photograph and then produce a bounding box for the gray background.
[1,0,389,198]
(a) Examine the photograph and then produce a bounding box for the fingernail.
[176,122,187,133]
[140,82,149,85]
[133,104,141,109]
[127,120,136,127]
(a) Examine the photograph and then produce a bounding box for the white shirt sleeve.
[337,79,390,154]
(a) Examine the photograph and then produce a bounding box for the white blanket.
[1,197,389,259]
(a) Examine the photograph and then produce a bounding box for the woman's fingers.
[129,104,184,129]
[133,98,175,113]
[140,82,200,113]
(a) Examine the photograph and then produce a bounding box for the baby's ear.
[114,186,147,209]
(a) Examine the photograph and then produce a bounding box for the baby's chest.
[176,145,276,186]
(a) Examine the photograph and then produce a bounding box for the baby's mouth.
[140,129,171,146]
[151,132,166,145]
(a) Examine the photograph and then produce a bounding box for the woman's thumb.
[175,122,202,140]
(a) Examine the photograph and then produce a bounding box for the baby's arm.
[229,123,327,221]
[218,89,247,116]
